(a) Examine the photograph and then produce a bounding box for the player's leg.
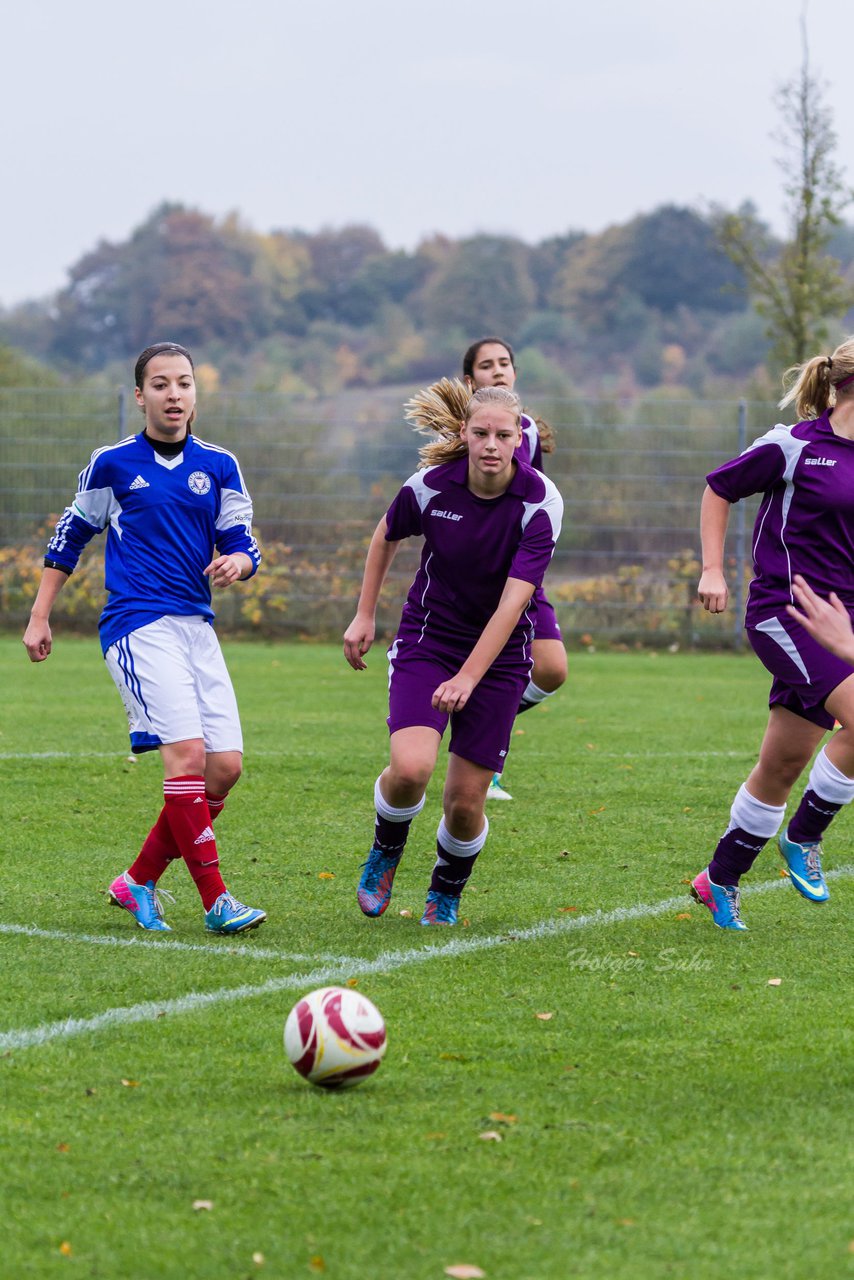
[358,726,439,917]
[422,755,492,925]
[780,672,854,901]
[692,706,823,929]
[358,641,447,917]
[424,666,521,924]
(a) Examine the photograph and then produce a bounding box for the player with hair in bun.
[692,335,854,930]
[23,342,266,934]
[460,337,566,800]
[344,382,563,926]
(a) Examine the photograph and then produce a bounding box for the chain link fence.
[1,386,774,646]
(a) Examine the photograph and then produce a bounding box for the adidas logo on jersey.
[129,475,150,490]
[193,826,216,845]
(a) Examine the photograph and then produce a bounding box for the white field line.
[2,866,851,1055]
[0,923,343,965]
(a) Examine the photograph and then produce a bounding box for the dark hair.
[134,342,194,389]
[462,336,516,380]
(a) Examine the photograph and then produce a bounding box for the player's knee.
[387,761,432,799]
[444,791,483,834]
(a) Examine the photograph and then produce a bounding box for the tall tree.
[718,22,853,366]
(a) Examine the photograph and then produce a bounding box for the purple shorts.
[386,637,529,773]
[748,612,854,730]
[532,587,563,643]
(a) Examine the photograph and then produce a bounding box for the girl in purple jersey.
[692,336,854,930]
[462,337,567,801]
[23,342,266,936]
[343,384,563,926]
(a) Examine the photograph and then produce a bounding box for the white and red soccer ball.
[284,986,387,1089]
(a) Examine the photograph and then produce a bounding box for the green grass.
[2,636,851,1280]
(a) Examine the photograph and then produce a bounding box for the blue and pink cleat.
[108,871,172,931]
[420,889,460,926]
[357,847,402,917]
[690,867,748,931]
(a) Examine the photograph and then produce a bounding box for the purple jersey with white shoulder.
[518,413,543,471]
[384,455,563,665]
[706,411,854,626]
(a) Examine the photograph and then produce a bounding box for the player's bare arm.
[697,485,731,613]
[22,566,71,662]
[344,518,401,670]
[432,578,535,713]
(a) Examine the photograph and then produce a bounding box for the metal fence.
[0,386,773,646]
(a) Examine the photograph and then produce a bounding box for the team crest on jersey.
[188,471,211,495]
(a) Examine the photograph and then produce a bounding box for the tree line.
[2,203,852,400]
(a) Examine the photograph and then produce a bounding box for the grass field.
[2,636,851,1280]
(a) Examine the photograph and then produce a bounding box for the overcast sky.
[1,0,851,307]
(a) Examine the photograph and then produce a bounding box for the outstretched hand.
[787,574,854,663]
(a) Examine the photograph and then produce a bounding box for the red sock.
[129,790,229,888]
[163,775,227,910]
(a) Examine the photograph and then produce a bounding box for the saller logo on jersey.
[188,471,212,494]
[804,457,837,467]
[430,509,463,522]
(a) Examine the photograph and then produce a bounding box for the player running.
[343,383,563,926]
[23,342,266,934]
[461,337,567,800]
[692,336,854,930]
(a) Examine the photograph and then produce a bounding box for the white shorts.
[104,616,243,755]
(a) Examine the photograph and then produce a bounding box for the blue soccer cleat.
[204,891,266,934]
[356,847,402,917]
[690,868,748,931]
[108,872,172,931]
[778,829,830,902]
[420,889,461,926]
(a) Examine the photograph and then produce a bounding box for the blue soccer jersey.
[46,432,261,652]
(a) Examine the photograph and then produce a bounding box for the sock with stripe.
[373,776,425,859]
[128,789,229,888]
[708,784,785,887]
[517,679,553,715]
[787,747,854,844]
[429,816,489,896]
[161,775,227,910]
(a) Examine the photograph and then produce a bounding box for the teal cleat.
[204,891,266,934]
[108,872,172,931]
[420,889,461,926]
[690,868,748,931]
[778,829,830,902]
[356,846,402,917]
[486,773,513,801]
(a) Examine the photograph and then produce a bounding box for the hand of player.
[698,569,728,613]
[432,671,476,714]
[787,575,854,663]
[204,554,248,588]
[343,615,375,670]
[23,617,52,662]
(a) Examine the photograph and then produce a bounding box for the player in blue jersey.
[462,337,567,800]
[691,337,854,930]
[23,341,266,935]
[344,383,563,925]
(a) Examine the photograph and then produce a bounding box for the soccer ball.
[284,986,387,1089]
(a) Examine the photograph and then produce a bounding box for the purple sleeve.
[707,440,786,502]
[384,482,423,541]
[507,501,560,591]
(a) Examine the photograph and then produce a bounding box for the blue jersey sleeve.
[214,453,261,576]
[45,447,117,572]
